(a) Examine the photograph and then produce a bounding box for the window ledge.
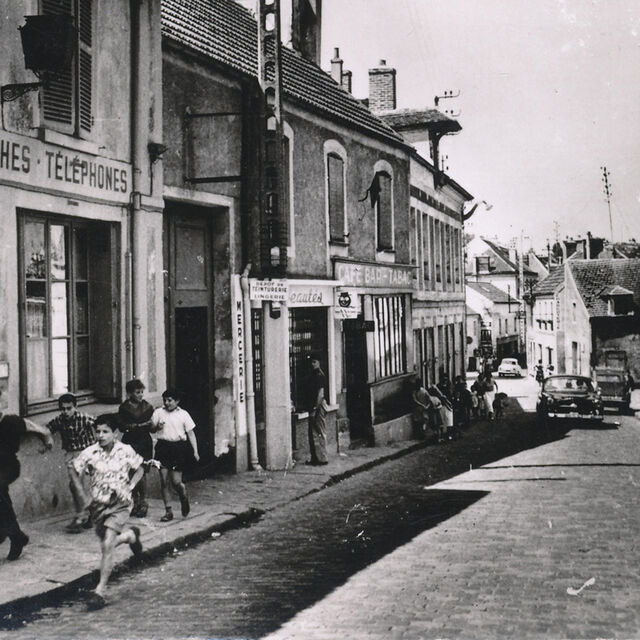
[375,250,395,263]
[26,399,120,426]
[38,128,100,156]
[294,403,339,419]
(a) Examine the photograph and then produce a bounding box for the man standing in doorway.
[306,354,328,466]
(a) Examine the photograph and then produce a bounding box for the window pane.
[51,282,69,336]
[74,227,89,280]
[52,338,69,395]
[50,225,68,280]
[26,281,47,338]
[76,337,90,390]
[75,282,89,334]
[328,154,344,241]
[24,221,46,279]
[27,340,49,402]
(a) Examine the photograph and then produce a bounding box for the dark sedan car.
[536,375,604,425]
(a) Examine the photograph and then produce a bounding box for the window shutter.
[41,0,74,127]
[281,136,290,245]
[377,172,392,250]
[327,154,344,241]
[78,0,92,132]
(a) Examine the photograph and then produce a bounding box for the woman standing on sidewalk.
[484,373,499,421]
[0,390,53,560]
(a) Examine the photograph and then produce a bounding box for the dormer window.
[603,286,635,316]
[475,256,491,273]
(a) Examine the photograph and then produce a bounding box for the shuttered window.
[41,0,93,136]
[327,153,345,241]
[376,172,393,251]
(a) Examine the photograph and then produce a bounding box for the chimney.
[292,0,322,65]
[330,47,343,83]
[341,69,352,93]
[586,231,592,260]
[368,59,396,112]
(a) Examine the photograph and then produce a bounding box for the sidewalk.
[0,440,425,614]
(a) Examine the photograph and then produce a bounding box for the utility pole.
[601,166,613,243]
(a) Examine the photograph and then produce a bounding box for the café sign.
[0,130,131,204]
[334,260,414,290]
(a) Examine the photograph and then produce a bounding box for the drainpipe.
[240,263,262,470]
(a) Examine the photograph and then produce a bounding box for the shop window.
[41,0,94,136]
[251,309,264,422]
[289,307,328,412]
[19,213,117,412]
[374,295,406,379]
[327,152,345,242]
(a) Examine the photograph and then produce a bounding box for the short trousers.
[121,430,153,461]
[89,497,132,539]
[155,439,192,471]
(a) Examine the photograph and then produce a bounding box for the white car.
[497,358,522,377]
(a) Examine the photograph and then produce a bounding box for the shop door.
[343,318,371,441]
[166,205,215,469]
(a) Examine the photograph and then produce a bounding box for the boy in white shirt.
[151,389,200,522]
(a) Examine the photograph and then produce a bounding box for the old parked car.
[536,375,604,425]
[593,369,630,413]
[497,358,521,377]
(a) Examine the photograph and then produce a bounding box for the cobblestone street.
[4,381,640,639]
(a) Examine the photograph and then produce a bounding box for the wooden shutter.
[327,154,344,241]
[281,136,290,245]
[78,0,92,132]
[377,172,393,250]
[41,0,74,128]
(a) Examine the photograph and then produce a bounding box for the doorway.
[165,204,216,469]
[343,317,371,442]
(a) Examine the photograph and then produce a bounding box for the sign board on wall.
[249,279,288,301]
[0,130,131,203]
[334,260,414,290]
[334,288,359,319]
[231,276,247,438]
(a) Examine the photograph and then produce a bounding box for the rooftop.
[161,0,404,147]
[532,266,564,296]
[378,108,461,135]
[467,281,520,305]
[569,259,640,317]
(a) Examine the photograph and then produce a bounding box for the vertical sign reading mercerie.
[231,276,247,438]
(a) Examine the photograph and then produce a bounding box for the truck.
[593,349,631,413]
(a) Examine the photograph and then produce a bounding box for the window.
[374,295,406,378]
[289,308,328,412]
[41,0,93,136]
[475,256,491,273]
[609,295,634,316]
[434,220,442,283]
[421,213,430,288]
[445,224,452,285]
[282,134,291,247]
[327,153,345,242]
[454,229,461,286]
[375,172,393,251]
[19,212,116,411]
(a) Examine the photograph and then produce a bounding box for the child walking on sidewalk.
[151,389,200,522]
[70,414,144,609]
[46,393,96,532]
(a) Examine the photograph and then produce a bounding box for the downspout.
[240,263,262,470]
[130,0,144,379]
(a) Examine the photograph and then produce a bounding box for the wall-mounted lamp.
[148,142,168,164]
[269,301,281,319]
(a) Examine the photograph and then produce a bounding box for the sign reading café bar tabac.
[334,259,415,290]
[0,130,131,204]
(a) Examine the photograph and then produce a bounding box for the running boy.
[151,389,200,522]
[70,414,144,609]
[47,393,96,532]
[118,379,154,517]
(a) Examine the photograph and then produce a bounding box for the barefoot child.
[151,389,200,522]
[70,414,144,609]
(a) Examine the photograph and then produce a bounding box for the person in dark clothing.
[0,390,53,560]
[535,360,545,386]
[453,375,471,430]
[306,354,328,466]
[118,379,155,517]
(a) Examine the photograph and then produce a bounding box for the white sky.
[243,0,640,250]
[319,0,640,250]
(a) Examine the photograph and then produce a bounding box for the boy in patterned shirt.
[47,393,96,533]
[70,414,144,610]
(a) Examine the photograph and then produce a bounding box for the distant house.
[466,281,521,363]
[465,306,482,371]
[529,259,640,378]
[526,266,565,376]
[564,259,640,378]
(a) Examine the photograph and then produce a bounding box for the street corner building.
[1,0,474,524]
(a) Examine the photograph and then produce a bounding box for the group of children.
[413,372,505,442]
[1,381,199,609]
